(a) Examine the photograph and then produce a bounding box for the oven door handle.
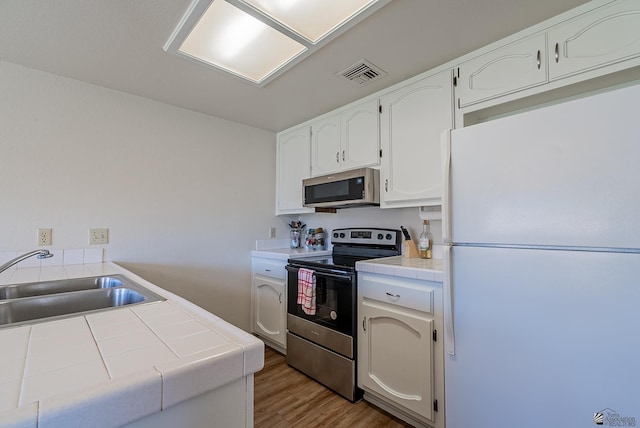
[286,266,353,281]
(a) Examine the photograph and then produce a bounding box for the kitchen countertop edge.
[356,256,444,282]
[251,248,332,261]
[0,262,264,428]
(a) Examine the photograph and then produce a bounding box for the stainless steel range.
[285,227,401,401]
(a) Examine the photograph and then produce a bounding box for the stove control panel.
[332,228,401,247]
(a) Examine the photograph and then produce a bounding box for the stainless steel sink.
[0,274,165,328]
[0,276,124,299]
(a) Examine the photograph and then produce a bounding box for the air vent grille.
[338,60,387,85]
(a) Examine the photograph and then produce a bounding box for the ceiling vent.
[338,60,387,86]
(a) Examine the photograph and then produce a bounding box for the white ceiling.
[0,0,588,133]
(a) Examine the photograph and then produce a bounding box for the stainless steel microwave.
[303,168,379,209]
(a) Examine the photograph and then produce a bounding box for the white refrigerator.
[442,83,640,428]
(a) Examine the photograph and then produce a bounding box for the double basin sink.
[0,274,165,328]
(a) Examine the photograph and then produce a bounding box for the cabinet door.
[341,99,380,171]
[253,275,286,347]
[548,0,640,81]
[311,114,341,176]
[380,70,453,208]
[276,126,313,214]
[360,301,434,420]
[457,32,547,108]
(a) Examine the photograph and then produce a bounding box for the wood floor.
[254,346,411,428]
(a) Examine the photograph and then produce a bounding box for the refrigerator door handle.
[443,244,455,355]
[441,129,452,244]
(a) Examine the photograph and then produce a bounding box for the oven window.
[287,268,354,336]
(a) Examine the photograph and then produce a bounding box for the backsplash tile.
[39,250,62,267]
[255,239,289,250]
[83,249,103,264]
[62,249,84,265]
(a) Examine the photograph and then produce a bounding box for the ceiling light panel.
[241,0,379,44]
[179,0,306,83]
[164,0,390,86]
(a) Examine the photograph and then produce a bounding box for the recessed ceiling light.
[164,0,390,86]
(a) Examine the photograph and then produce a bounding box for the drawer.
[252,258,286,281]
[360,274,433,314]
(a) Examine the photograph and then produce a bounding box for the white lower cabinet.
[358,272,444,428]
[251,257,287,352]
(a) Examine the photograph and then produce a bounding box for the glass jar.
[290,229,302,249]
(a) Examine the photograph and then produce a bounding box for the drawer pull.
[264,269,271,272]
[386,292,400,299]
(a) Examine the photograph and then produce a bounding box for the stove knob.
[333,232,339,238]
[340,233,346,238]
[386,234,392,240]
[377,233,384,240]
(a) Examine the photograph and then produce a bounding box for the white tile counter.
[0,262,263,428]
[250,248,331,262]
[356,256,444,282]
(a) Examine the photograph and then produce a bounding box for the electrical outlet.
[269,227,276,239]
[89,228,109,245]
[38,228,52,246]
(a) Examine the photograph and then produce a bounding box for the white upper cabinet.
[548,0,640,81]
[456,32,547,108]
[311,114,341,176]
[311,99,379,177]
[380,70,453,208]
[456,0,640,115]
[276,126,314,215]
[341,100,380,171]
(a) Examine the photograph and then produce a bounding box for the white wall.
[0,60,279,330]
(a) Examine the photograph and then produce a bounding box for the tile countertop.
[251,248,332,261]
[0,262,264,428]
[356,256,444,282]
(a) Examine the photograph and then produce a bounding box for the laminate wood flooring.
[254,346,411,428]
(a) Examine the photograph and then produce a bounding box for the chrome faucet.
[0,250,53,275]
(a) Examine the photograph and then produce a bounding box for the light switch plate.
[89,228,109,245]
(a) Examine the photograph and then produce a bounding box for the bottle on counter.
[419,220,433,259]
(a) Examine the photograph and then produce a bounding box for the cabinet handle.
[279,293,282,304]
[555,42,559,63]
[457,98,461,109]
[384,178,388,192]
[336,152,340,163]
[264,269,271,272]
[386,292,400,299]
[362,316,367,331]
[342,150,345,162]
[536,49,541,69]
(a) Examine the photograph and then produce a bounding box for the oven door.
[286,265,355,337]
